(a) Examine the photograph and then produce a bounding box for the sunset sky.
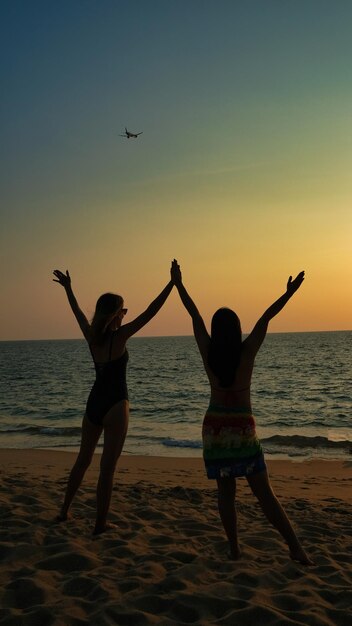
[1,0,351,340]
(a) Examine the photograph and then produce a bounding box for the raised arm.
[119,266,174,340]
[244,271,305,357]
[171,260,210,360]
[53,270,91,341]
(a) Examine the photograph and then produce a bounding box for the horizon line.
[1,329,351,342]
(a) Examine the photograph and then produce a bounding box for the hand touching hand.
[171,259,182,286]
[53,269,71,289]
[286,271,305,295]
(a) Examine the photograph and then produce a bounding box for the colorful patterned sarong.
[202,404,266,479]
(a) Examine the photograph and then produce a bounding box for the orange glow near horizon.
[1,3,352,340]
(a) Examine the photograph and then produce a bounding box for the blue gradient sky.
[1,1,351,339]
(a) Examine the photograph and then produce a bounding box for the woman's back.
[206,339,255,409]
[89,329,126,364]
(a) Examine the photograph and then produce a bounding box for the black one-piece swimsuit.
[85,332,129,425]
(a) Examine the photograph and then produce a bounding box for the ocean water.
[0,332,351,461]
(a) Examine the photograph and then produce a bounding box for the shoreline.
[1,449,351,625]
[2,441,352,464]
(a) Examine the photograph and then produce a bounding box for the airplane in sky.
[120,127,143,139]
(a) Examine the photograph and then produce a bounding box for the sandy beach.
[1,449,351,625]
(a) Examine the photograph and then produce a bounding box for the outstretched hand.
[53,269,71,289]
[171,259,182,285]
[286,271,305,295]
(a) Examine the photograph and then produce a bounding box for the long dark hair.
[207,308,242,387]
[90,293,123,345]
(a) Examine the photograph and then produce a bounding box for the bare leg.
[58,415,103,520]
[216,477,240,559]
[93,400,129,535]
[246,469,314,565]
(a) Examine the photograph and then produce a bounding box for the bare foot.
[55,511,71,522]
[92,522,118,536]
[290,548,314,566]
[229,545,241,561]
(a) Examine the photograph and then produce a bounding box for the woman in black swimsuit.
[53,266,174,534]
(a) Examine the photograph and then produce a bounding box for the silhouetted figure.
[171,260,313,565]
[53,266,173,534]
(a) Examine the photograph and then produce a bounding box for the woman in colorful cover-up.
[172,260,313,565]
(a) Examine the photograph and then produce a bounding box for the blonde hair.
[90,293,123,345]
